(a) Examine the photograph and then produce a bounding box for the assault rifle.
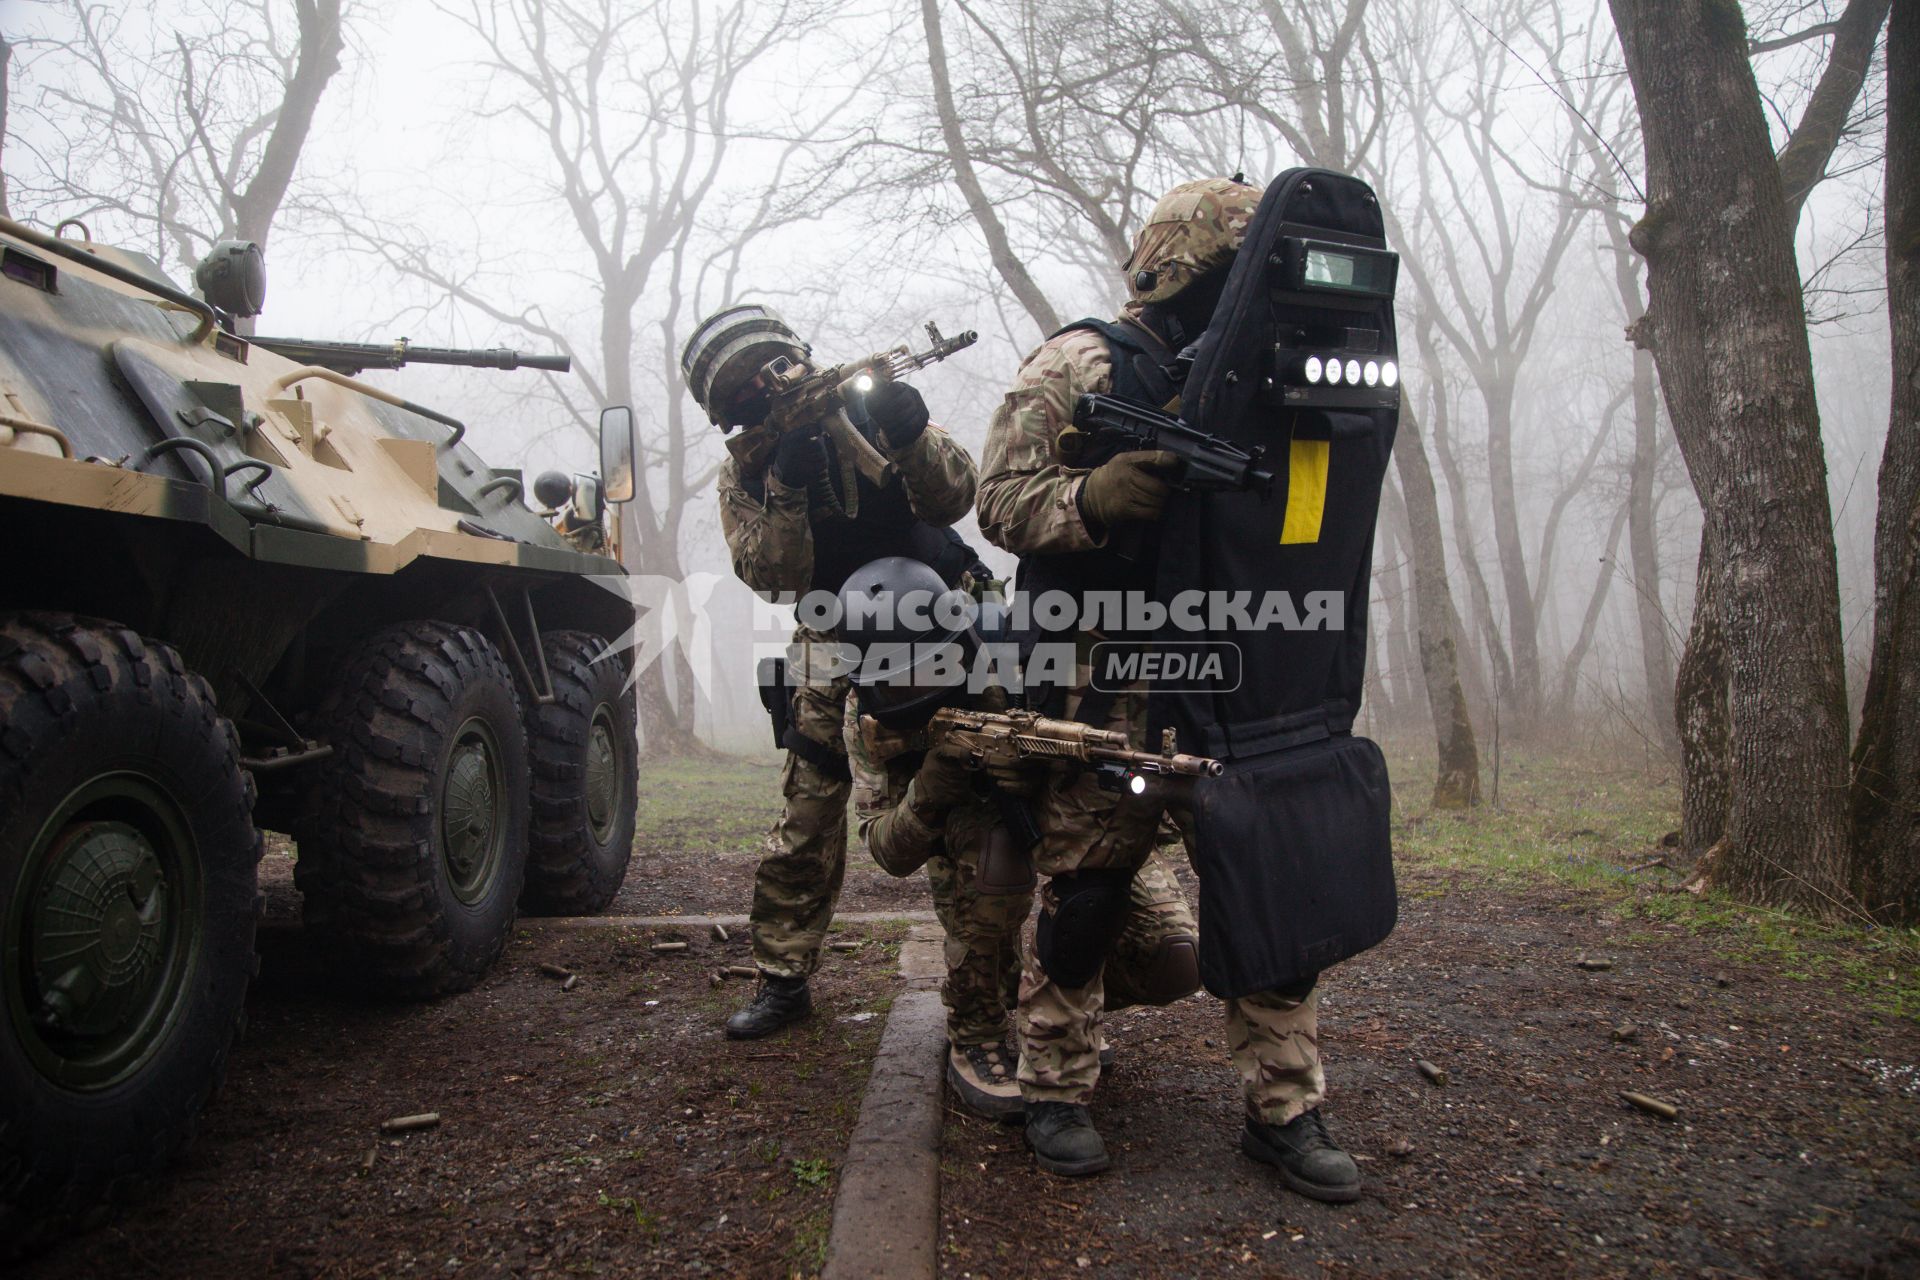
[1061,393,1274,496]
[759,321,978,487]
[249,336,573,376]
[874,706,1223,792]
[864,706,1222,883]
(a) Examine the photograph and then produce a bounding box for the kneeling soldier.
[834,556,1202,1119]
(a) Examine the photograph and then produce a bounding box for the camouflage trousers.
[1013,681,1327,1124]
[749,630,851,980]
[928,830,1195,1048]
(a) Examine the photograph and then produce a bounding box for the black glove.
[865,381,930,449]
[772,423,830,490]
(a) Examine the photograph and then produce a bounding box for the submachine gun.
[1061,393,1274,496]
[248,335,573,376]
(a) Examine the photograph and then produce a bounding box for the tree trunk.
[1625,346,1678,749]
[229,0,345,251]
[1376,496,1422,722]
[1675,531,1730,856]
[0,34,12,218]
[920,0,1061,336]
[1605,212,1681,751]
[1611,0,1854,915]
[1392,405,1482,808]
[1849,0,1920,924]
[1482,376,1542,727]
[1551,499,1630,720]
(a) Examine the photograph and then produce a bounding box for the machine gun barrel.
[249,336,573,375]
[1062,393,1274,496]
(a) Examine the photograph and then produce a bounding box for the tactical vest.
[742,410,978,594]
[1012,316,1180,609]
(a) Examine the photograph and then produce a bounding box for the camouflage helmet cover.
[679,303,810,426]
[1123,177,1262,306]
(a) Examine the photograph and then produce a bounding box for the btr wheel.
[520,631,637,915]
[0,614,261,1257]
[294,621,528,998]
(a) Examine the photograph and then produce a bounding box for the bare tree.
[10,0,345,274]
[1,33,14,218]
[1383,0,1606,732]
[336,0,844,754]
[1608,0,1887,916]
[1850,0,1918,923]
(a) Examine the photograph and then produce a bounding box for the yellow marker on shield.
[1279,438,1330,544]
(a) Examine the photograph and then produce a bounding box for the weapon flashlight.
[852,373,875,394]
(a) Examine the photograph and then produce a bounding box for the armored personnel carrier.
[0,216,641,1246]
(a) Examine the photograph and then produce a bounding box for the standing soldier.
[832,556,1201,1117]
[975,179,1362,1200]
[682,306,978,1038]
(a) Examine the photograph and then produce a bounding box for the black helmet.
[680,304,809,430]
[837,556,980,730]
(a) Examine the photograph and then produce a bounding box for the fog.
[1,0,1893,754]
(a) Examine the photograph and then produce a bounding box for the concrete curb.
[821,923,949,1279]
[821,987,948,1279]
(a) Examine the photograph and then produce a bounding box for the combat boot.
[1024,1101,1110,1176]
[1241,1108,1361,1204]
[724,974,811,1040]
[947,1041,1022,1121]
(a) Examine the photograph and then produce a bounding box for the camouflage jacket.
[718,421,978,597]
[975,325,1120,558]
[845,699,997,873]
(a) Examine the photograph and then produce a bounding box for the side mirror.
[574,474,602,524]
[599,405,636,503]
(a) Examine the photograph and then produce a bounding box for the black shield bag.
[1148,168,1403,998]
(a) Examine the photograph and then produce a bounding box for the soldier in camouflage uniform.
[682,305,978,1039]
[975,180,1362,1200]
[835,556,1201,1118]
[847,717,1200,1119]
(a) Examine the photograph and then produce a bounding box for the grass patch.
[790,1157,833,1189]
[787,1203,833,1275]
[1381,733,1920,1023]
[636,756,785,853]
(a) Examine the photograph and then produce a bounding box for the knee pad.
[1035,869,1133,988]
[1129,932,1201,1005]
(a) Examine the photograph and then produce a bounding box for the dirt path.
[938,866,1920,1279]
[23,916,903,1279]
[20,754,1920,1278]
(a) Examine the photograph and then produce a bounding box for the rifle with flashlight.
[860,705,1223,875]
[866,705,1223,794]
[758,322,978,488]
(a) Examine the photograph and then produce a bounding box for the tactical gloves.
[772,422,830,489]
[1078,449,1181,528]
[913,737,977,811]
[866,381,930,449]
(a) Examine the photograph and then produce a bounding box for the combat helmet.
[680,304,810,430]
[1123,177,1262,305]
[836,556,981,730]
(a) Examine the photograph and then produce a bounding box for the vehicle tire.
[520,631,637,915]
[0,613,261,1258]
[294,621,528,999]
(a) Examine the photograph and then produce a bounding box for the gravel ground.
[938,867,1920,1279]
